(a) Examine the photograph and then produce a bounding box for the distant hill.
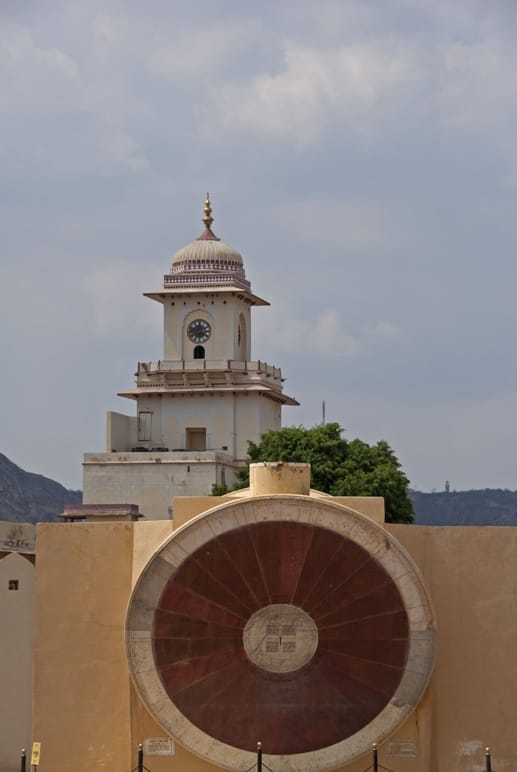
[410,489,517,525]
[1,451,516,526]
[0,453,81,523]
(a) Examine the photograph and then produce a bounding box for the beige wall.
[83,452,239,519]
[0,552,34,772]
[102,390,281,462]
[163,292,252,362]
[106,410,137,452]
[31,514,517,772]
[33,523,134,772]
[234,393,281,458]
[387,524,517,771]
[172,493,385,530]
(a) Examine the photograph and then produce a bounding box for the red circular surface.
[153,521,409,755]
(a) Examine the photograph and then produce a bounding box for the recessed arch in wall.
[182,310,215,360]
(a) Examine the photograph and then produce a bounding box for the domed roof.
[171,235,243,270]
[164,195,250,292]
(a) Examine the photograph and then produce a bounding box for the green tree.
[218,423,413,524]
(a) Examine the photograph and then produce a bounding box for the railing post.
[485,746,492,772]
[372,742,378,772]
[257,741,262,772]
[20,749,26,772]
[138,742,144,772]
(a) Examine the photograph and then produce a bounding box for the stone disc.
[126,496,435,771]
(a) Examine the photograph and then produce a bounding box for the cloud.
[191,10,517,186]
[0,20,150,174]
[148,18,266,81]
[266,196,408,254]
[311,309,361,357]
[0,23,79,115]
[436,38,517,132]
[364,321,401,340]
[1,0,516,492]
[255,305,401,360]
[213,40,417,143]
[94,17,119,46]
[83,260,162,337]
[99,115,149,171]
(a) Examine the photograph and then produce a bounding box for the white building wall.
[164,293,252,361]
[106,411,137,452]
[132,393,246,452]
[107,387,282,457]
[83,452,239,520]
[234,394,282,459]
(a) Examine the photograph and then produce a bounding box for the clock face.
[187,319,211,344]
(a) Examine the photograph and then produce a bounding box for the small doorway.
[193,345,205,359]
[186,428,206,450]
[138,411,152,442]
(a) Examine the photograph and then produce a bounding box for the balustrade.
[137,359,281,379]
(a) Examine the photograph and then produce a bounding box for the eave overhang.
[117,385,299,406]
[143,287,269,306]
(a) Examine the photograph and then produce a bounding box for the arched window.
[238,313,247,359]
[193,345,205,359]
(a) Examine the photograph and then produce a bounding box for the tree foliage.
[218,423,413,524]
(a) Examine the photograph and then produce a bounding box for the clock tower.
[82,196,298,519]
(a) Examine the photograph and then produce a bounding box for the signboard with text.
[143,738,175,756]
[31,742,41,766]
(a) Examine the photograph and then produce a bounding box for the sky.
[1,0,516,493]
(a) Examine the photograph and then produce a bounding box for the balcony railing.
[137,359,282,380]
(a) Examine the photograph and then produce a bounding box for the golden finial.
[203,192,214,229]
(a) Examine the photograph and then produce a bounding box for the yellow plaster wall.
[172,494,385,530]
[32,523,135,772]
[387,524,517,771]
[172,496,234,529]
[131,520,174,586]
[317,496,385,524]
[30,516,517,772]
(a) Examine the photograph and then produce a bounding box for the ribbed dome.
[171,232,244,274]
[163,194,251,292]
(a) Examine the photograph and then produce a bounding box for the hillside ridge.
[0,453,81,523]
[410,488,517,525]
[1,453,516,525]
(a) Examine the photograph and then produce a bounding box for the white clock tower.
[82,196,298,519]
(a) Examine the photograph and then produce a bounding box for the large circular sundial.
[126,496,435,771]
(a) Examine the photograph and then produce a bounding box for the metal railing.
[131,743,151,772]
[16,742,497,771]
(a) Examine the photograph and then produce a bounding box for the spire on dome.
[198,192,219,241]
[203,192,213,229]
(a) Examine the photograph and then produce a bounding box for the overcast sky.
[1,0,516,492]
